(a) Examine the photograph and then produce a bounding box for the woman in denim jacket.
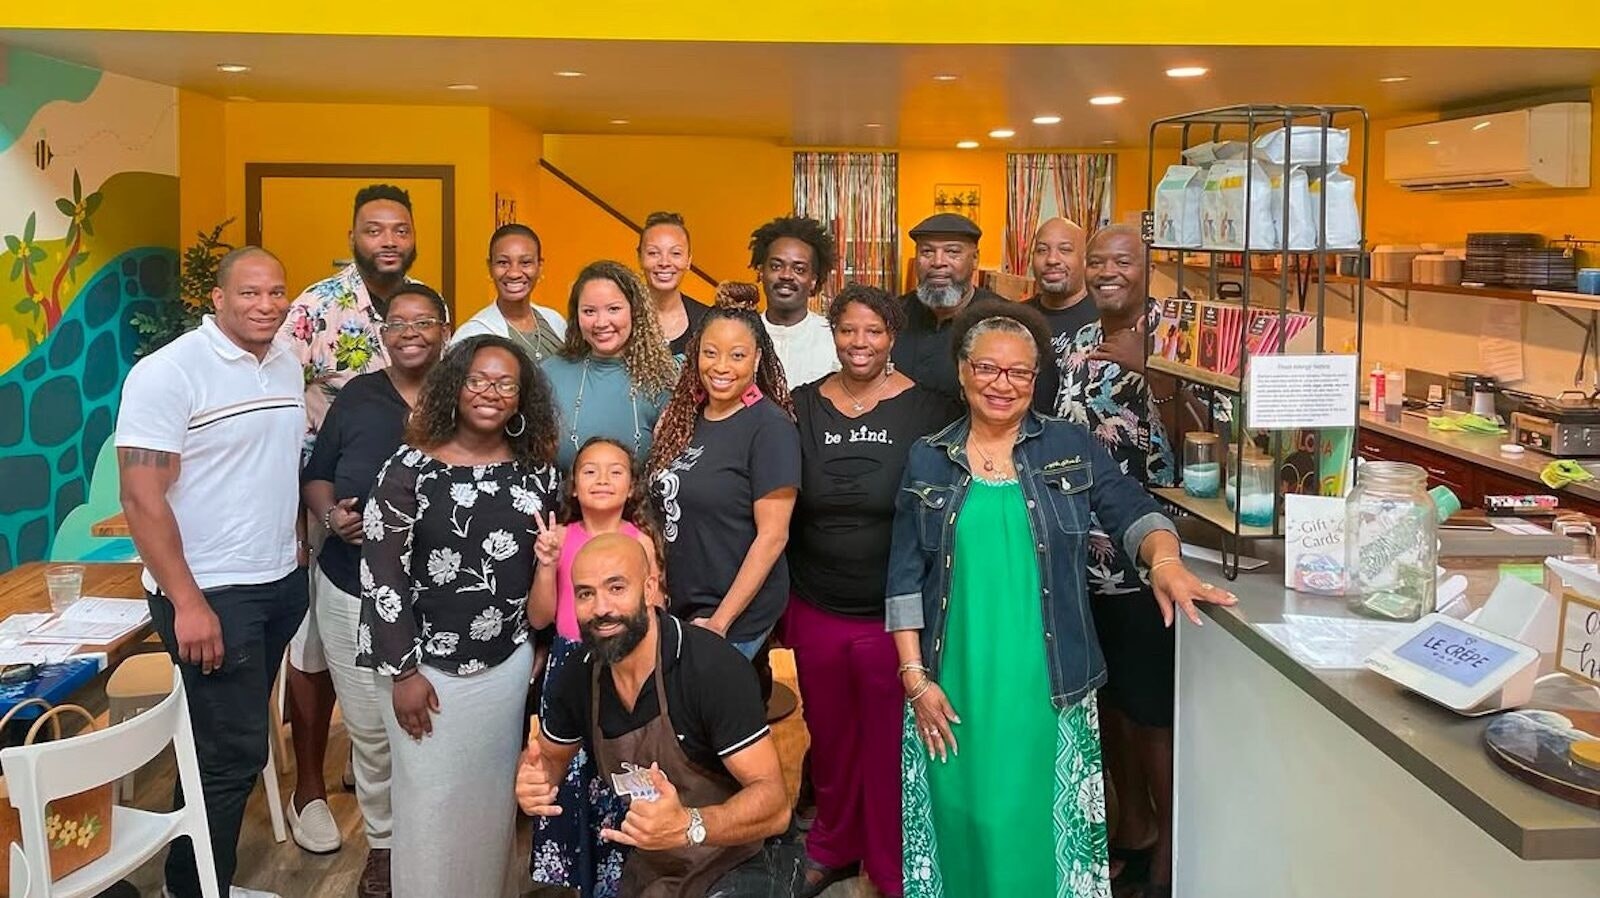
[886,300,1233,898]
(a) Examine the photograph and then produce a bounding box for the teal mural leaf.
[0,50,102,153]
[55,199,75,217]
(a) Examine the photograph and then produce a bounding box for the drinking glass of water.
[44,564,85,613]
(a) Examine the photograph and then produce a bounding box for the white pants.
[312,566,392,847]
[380,641,532,898]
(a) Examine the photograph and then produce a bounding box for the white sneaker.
[286,793,343,854]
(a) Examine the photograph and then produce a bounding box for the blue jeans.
[728,627,774,661]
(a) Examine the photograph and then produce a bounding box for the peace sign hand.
[533,512,565,567]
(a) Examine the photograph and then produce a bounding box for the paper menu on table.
[0,643,80,665]
[0,614,51,638]
[61,597,151,626]
[1257,613,1412,669]
[24,597,151,645]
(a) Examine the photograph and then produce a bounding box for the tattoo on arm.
[118,447,177,469]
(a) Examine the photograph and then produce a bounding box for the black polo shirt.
[888,287,1007,404]
[541,612,771,778]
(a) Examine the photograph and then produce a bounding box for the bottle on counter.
[1344,461,1461,621]
[1368,362,1386,414]
[1384,371,1404,423]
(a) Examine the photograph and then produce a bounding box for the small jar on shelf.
[1237,455,1276,527]
[1182,433,1222,498]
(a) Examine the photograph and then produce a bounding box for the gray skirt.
[379,642,533,898]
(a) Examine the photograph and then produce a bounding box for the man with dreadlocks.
[748,215,841,388]
[646,283,801,661]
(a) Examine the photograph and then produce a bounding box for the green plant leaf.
[73,251,90,267]
[14,299,33,314]
[72,170,82,202]
[81,219,94,238]
[8,259,21,281]
[23,213,36,243]
[4,235,18,254]
[28,247,46,264]
[85,192,103,215]
[55,198,75,217]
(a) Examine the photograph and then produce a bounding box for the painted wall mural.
[0,48,179,571]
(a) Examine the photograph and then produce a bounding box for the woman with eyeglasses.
[454,223,568,364]
[886,300,1233,898]
[301,284,450,896]
[360,334,561,898]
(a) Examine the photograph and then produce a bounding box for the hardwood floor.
[108,649,872,897]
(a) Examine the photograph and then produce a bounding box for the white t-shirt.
[763,311,839,388]
[451,302,568,342]
[116,316,305,593]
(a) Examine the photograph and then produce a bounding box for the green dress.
[902,478,1110,898]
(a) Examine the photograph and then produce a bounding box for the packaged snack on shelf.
[1202,160,1278,250]
[1267,164,1317,250]
[1154,164,1206,247]
[1308,166,1362,249]
[1175,301,1201,366]
[1153,298,1184,360]
[1209,303,1249,377]
[1198,303,1222,371]
[1244,308,1316,355]
[1255,125,1351,166]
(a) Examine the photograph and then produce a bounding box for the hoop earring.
[505,412,527,438]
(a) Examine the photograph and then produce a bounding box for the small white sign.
[1246,354,1359,430]
[1556,590,1600,687]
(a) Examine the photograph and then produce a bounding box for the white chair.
[2,668,221,898]
[104,653,287,844]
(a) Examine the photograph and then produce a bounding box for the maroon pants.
[784,595,903,896]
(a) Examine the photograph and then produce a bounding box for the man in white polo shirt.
[117,246,305,898]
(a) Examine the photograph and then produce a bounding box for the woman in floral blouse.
[360,334,560,898]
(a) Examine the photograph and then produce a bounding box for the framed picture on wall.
[933,183,980,217]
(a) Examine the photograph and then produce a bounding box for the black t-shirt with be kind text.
[654,397,801,643]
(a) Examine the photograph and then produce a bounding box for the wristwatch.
[685,807,707,846]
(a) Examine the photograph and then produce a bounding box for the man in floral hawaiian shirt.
[276,183,419,877]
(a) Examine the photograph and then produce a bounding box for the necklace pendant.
[983,458,995,472]
[852,402,864,412]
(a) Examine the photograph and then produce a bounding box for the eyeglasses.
[965,360,1038,387]
[464,375,520,397]
[378,318,443,335]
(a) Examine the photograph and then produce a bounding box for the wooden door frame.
[244,162,457,309]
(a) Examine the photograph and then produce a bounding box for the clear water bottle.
[1344,462,1459,621]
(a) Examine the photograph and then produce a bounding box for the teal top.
[542,355,670,474]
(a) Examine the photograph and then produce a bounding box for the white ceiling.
[5,31,1600,147]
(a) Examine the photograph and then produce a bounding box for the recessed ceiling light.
[609,118,630,125]
[227,95,255,103]
[1032,114,1062,125]
[446,83,479,91]
[1089,95,1125,106]
[554,70,586,78]
[864,122,882,128]
[215,63,251,74]
[1426,139,1441,146]
[1473,120,1492,131]
[988,128,1016,139]
[932,73,959,82]
[1379,75,1410,83]
[956,140,980,149]
[1100,139,1118,145]
[1166,66,1209,78]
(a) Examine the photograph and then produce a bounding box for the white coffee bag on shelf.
[1268,164,1317,250]
[1154,164,1206,247]
[1308,166,1361,249]
[1202,160,1278,250]
[1255,125,1351,166]
[1182,140,1247,165]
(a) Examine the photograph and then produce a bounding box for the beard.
[1038,275,1073,295]
[579,603,652,665]
[915,279,969,309]
[353,244,418,284]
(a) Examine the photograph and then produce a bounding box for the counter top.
[1359,408,1600,505]
[1197,549,1600,860]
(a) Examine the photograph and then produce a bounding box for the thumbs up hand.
[516,725,562,817]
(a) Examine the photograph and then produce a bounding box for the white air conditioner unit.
[1384,102,1590,191]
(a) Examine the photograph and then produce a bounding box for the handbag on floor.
[0,698,115,895]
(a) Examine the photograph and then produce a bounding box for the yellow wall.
[10,2,1591,48]
[534,166,651,319]
[177,89,227,247]
[538,134,1148,296]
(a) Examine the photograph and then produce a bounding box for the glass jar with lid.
[1343,461,1452,621]
[1183,432,1222,498]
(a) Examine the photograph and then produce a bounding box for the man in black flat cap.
[890,212,1008,405]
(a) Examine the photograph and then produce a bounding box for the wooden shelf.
[1153,259,1544,303]
[1152,487,1278,538]
[1148,356,1241,393]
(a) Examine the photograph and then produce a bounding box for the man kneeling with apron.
[518,533,802,897]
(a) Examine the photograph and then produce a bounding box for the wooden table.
[89,512,129,537]
[0,562,151,666]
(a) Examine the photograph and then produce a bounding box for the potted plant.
[130,219,233,357]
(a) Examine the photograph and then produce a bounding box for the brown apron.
[591,628,762,898]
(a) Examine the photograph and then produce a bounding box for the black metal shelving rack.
[1142,104,1370,578]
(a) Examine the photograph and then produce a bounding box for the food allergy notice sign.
[1246,354,1359,430]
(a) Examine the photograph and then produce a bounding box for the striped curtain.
[1052,153,1114,232]
[1006,153,1116,273]
[1005,154,1050,274]
[793,152,899,298]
